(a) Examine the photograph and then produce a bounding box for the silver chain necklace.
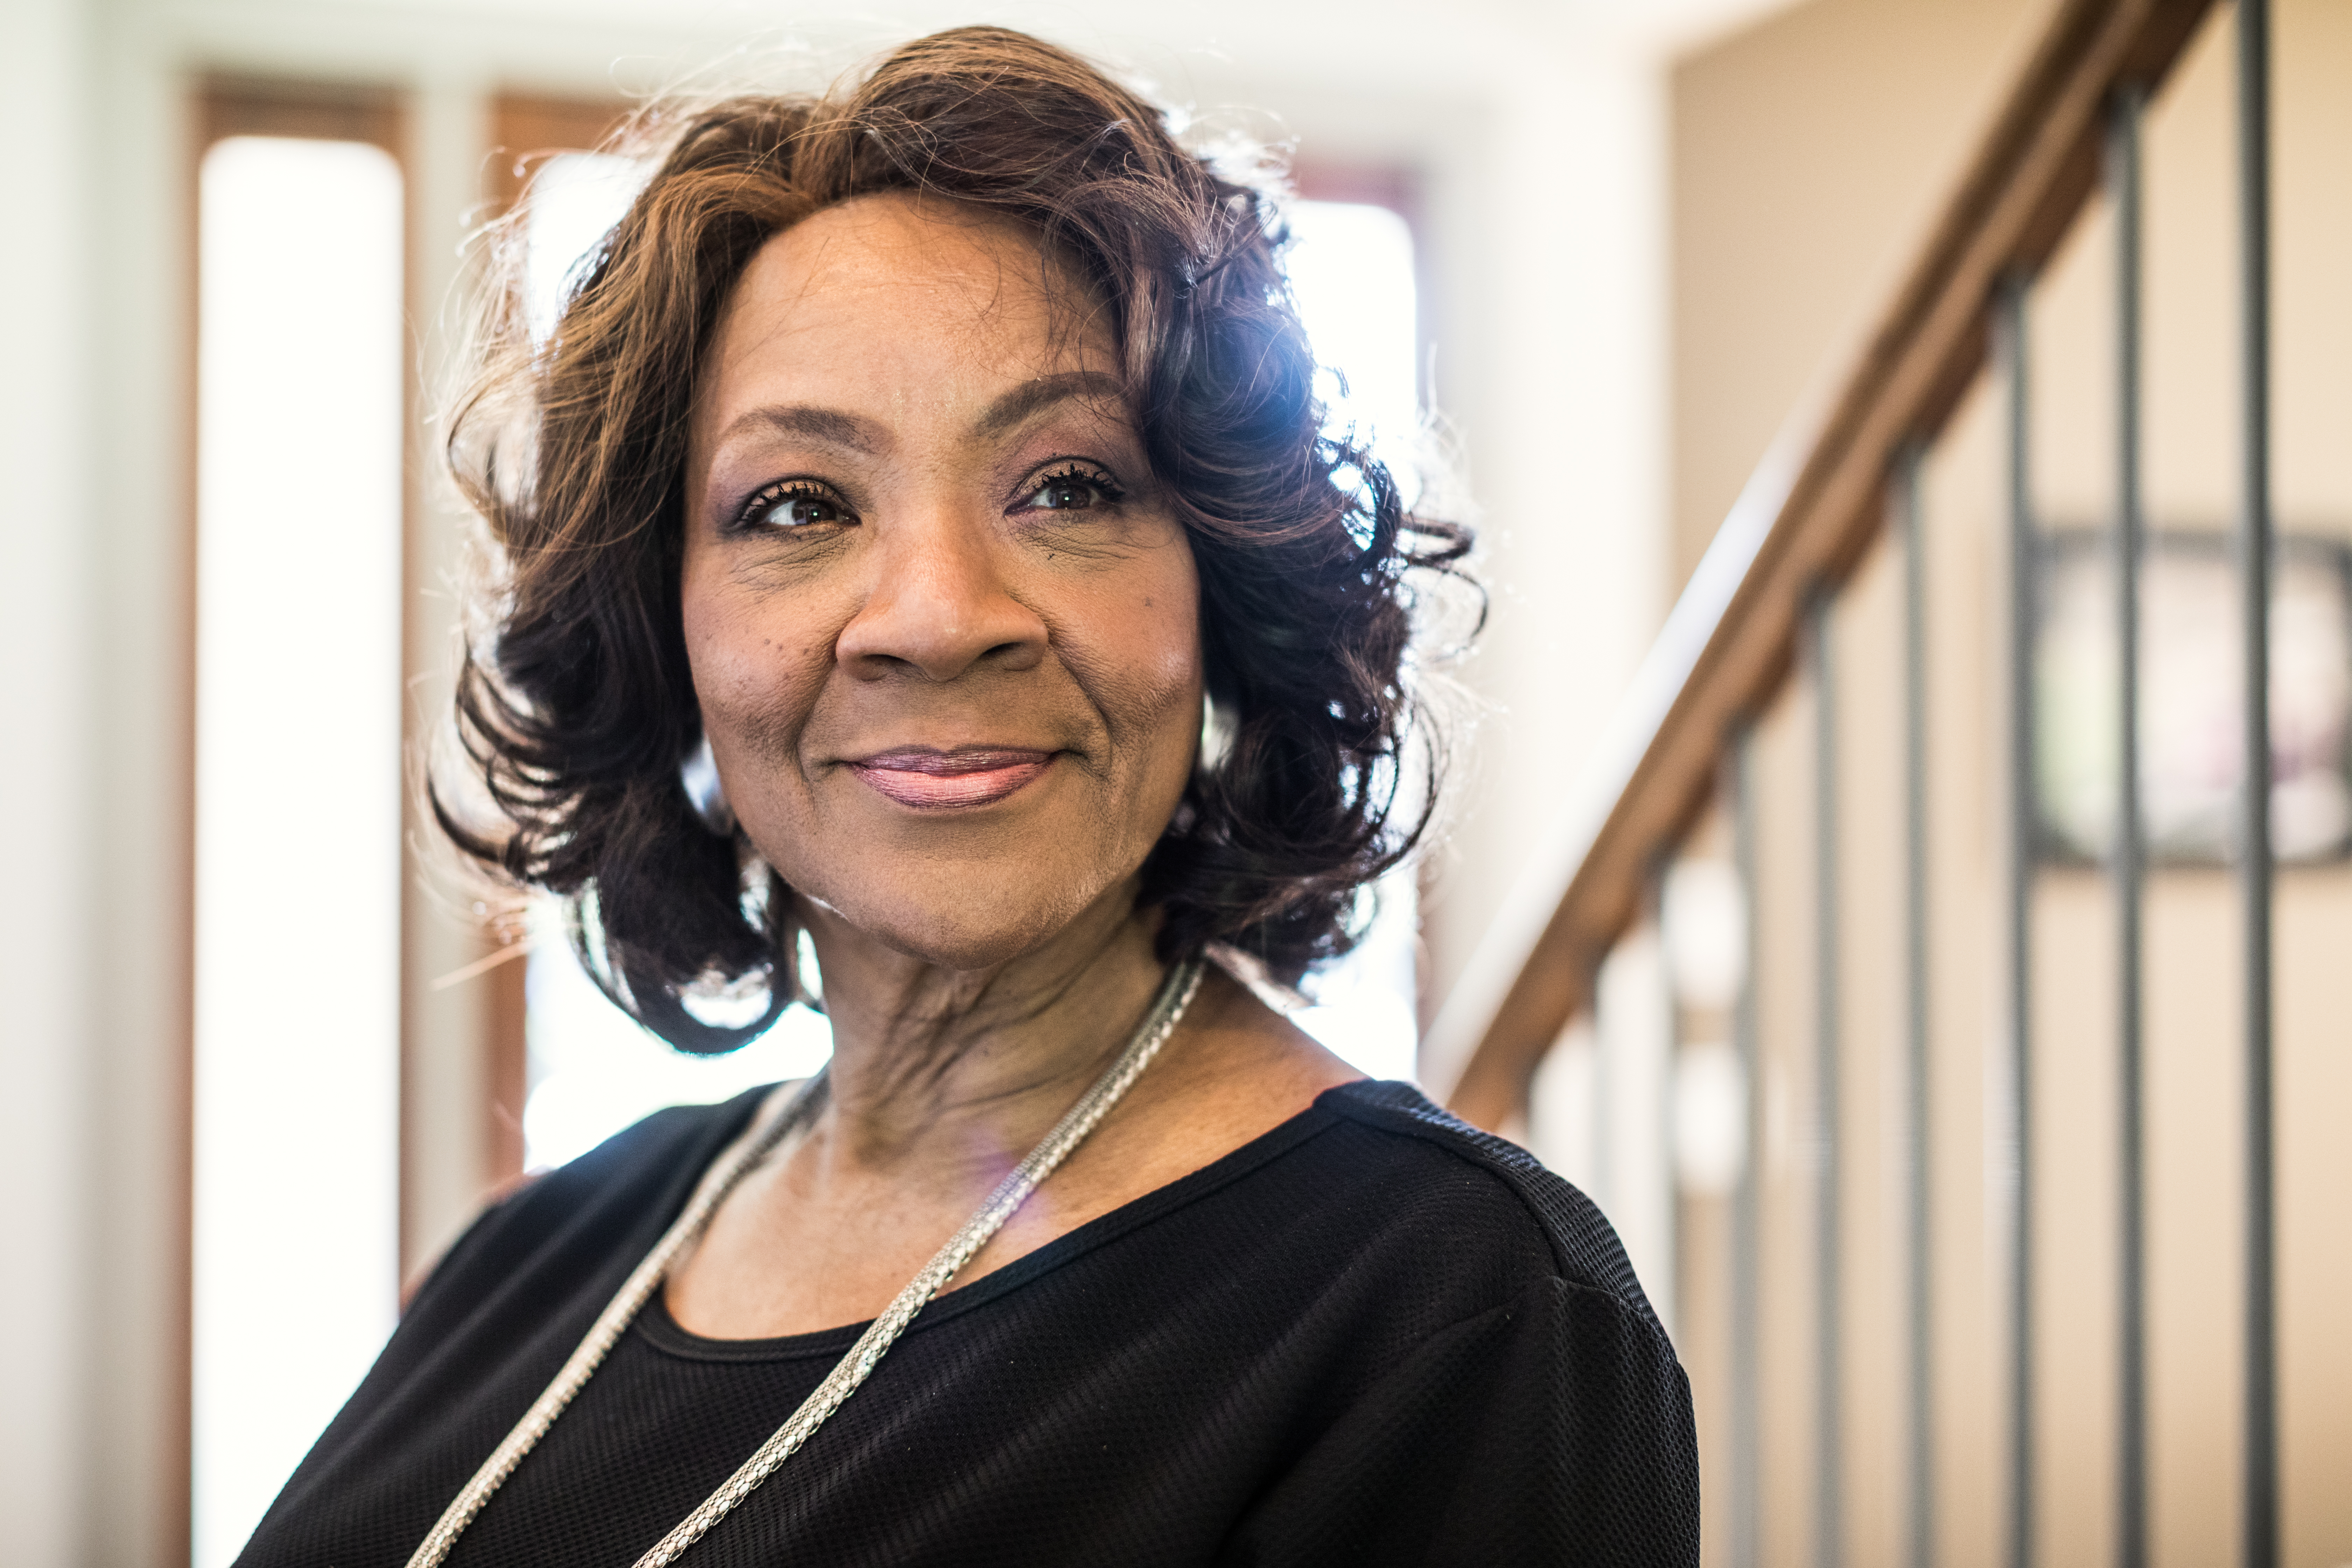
[405,957,1206,1568]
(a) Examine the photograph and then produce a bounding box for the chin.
[812,868,1115,974]
[750,787,1176,974]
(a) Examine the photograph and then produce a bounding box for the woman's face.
[682,192,1201,971]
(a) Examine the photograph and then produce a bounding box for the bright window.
[1285,199,1422,501]
[523,910,833,1169]
[1279,198,1423,1084]
[514,166,1427,1171]
[192,135,406,1568]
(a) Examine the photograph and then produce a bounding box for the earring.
[680,732,736,836]
[1198,689,1237,777]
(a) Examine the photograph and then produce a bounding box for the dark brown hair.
[436,25,1475,1051]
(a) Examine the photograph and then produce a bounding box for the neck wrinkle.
[798,888,1168,1177]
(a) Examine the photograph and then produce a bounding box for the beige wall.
[1668,2,2352,1565]
[1670,0,2049,595]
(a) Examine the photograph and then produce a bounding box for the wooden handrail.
[1430,0,2215,1132]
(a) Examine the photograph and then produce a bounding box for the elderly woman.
[238,27,1696,1568]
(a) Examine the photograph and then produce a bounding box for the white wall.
[3,0,194,1560]
[0,2,99,1560]
[1415,39,1674,1084]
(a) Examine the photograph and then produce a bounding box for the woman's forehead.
[711,195,1114,387]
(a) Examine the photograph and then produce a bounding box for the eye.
[1016,463,1124,514]
[736,480,853,532]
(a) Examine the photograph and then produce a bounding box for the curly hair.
[435,24,1475,1052]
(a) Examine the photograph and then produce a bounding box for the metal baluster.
[2108,83,2150,1568]
[2234,4,2278,1564]
[1898,445,1934,1568]
[1596,958,1616,1217]
[1997,275,2036,1568]
[1654,865,1680,1340]
[1730,733,1763,1568]
[1811,589,1842,1568]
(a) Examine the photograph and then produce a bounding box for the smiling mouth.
[846,748,1056,810]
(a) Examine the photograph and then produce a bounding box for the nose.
[835,509,1048,683]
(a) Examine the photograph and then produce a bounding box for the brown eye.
[746,485,849,530]
[1019,467,1121,513]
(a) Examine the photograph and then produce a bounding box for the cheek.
[679,561,828,765]
[1074,554,1203,759]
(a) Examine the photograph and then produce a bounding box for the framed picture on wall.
[2033,528,2352,866]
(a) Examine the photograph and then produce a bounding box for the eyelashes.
[730,478,854,533]
[1011,460,1126,515]
[724,458,1129,536]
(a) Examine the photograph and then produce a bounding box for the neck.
[795,880,1170,1178]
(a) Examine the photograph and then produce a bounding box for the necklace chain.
[404,958,1205,1568]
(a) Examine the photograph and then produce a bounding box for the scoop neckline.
[633,1083,1374,1365]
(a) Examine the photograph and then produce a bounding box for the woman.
[238,27,1697,1567]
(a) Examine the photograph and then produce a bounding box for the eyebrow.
[716,371,1128,456]
[722,404,890,455]
[973,371,1129,439]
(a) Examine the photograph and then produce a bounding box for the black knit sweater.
[238,1079,1698,1566]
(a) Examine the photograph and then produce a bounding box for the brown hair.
[436,25,1475,1051]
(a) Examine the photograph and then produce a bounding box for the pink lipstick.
[847,748,1054,810]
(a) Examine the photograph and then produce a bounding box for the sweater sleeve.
[1219,1274,1701,1568]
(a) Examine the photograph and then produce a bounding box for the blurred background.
[5,0,2347,1563]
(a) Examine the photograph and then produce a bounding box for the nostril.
[983,637,1048,673]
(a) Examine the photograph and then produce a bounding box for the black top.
[240,1080,1698,1567]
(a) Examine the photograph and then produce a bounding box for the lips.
[846,747,1055,810]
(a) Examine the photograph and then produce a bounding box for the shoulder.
[1308,1079,1666,1337]
[1212,1083,1698,1563]
[504,1087,766,1226]
[405,1087,773,1320]
[269,1087,781,1517]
